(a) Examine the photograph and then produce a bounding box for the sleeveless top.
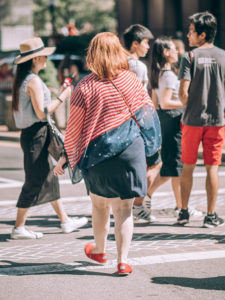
[13,73,51,129]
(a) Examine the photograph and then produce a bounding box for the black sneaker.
[177,209,190,225]
[203,213,224,228]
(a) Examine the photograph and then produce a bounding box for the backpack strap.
[188,51,194,78]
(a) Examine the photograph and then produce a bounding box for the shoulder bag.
[110,81,161,157]
[44,108,83,184]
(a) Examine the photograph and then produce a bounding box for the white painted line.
[0,250,225,276]
[0,177,23,188]
[0,178,84,189]
[0,196,91,206]
[0,170,224,189]
[1,186,225,206]
[194,171,225,177]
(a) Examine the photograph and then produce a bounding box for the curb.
[0,133,20,142]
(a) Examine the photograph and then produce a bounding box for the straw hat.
[14,37,56,64]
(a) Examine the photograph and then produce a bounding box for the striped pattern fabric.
[64,70,154,170]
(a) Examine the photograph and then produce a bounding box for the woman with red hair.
[54,32,160,275]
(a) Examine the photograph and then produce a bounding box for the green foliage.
[33,0,117,35]
[39,59,60,97]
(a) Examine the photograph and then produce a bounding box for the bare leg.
[171,177,182,209]
[180,164,195,209]
[15,207,29,227]
[90,193,111,253]
[111,197,134,264]
[148,173,170,196]
[50,199,68,222]
[205,165,219,214]
[134,162,161,206]
[146,162,162,190]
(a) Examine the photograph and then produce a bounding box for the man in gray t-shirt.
[177,11,225,228]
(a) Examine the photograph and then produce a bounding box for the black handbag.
[44,108,83,184]
[45,108,64,161]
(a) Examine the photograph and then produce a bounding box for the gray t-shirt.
[155,70,183,117]
[14,73,51,129]
[179,47,225,126]
[128,57,148,91]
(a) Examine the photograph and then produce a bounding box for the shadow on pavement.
[0,260,115,277]
[151,276,225,290]
[0,215,92,230]
[78,233,225,244]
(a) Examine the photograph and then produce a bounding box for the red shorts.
[181,124,225,165]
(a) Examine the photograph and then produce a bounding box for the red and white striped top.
[64,70,153,169]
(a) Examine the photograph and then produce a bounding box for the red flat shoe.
[84,244,108,264]
[117,263,133,275]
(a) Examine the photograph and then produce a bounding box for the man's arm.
[179,79,190,105]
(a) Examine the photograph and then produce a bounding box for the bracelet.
[57,96,64,103]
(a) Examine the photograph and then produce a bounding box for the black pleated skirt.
[17,122,60,208]
[84,136,147,199]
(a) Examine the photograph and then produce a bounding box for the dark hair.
[123,24,154,50]
[150,37,172,89]
[189,11,217,43]
[12,59,33,111]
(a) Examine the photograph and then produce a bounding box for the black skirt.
[84,136,147,199]
[17,122,60,208]
[157,109,183,177]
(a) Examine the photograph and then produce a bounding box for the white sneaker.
[11,226,43,240]
[61,217,88,233]
[189,206,203,217]
[143,195,152,213]
[174,207,203,217]
[133,205,156,223]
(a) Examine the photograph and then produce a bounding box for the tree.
[33,0,117,36]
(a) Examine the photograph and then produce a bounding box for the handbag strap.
[44,108,54,129]
[44,108,65,142]
[110,80,140,129]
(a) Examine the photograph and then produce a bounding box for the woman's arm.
[160,88,184,109]
[179,79,190,105]
[151,89,159,109]
[27,76,71,119]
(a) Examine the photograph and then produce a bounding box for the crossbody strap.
[188,51,193,65]
[110,80,140,129]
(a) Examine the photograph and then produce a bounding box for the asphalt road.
[0,140,225,300]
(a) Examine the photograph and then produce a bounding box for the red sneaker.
[84,244,108,264]
[117,263,133,275]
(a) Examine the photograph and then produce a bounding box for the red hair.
[86,32,129,80]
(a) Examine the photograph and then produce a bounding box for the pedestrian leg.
[205,165,218,214]
[180,163,195,209]
[15,207,29,227]
[171,177,182,209]
[111,197,134,264]
[89,192,111,253]
[51,199,68,222]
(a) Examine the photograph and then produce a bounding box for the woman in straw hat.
[11,37,88,239]
[54,32,160,275]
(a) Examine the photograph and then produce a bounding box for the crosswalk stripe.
[0,250,225,276]
[0,170,225,189]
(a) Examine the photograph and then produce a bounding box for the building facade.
[117,0,225,49]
